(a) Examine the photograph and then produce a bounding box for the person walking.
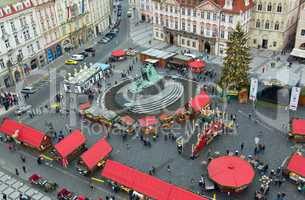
[2,193,7,200]
[20,155,26,163]
[167,165,171,173]
[240,142,244,152]
[22,166,26,173]
[15,168,19,176]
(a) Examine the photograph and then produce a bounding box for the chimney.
[224,0,233,10]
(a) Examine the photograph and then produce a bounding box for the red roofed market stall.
[208,156,255,192]
[188,59,206,73]
[289,118,305,142]
[138,116,158,136]
[110,49,126,61]
[119,115,136,134]
[283,152,305,183]
[54,129,86,167]
[0,118,51,151]
[101,160,209,200]
[188,91,210,113]
[78,139,112,175]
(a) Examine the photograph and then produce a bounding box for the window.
[274,22,279,30]
[201,12,204,19]
[221,14,225,22]
[182,8,185,15]
[256,20,260,28]
[10,21,16,32]
[166,19,169,27]
[187,8,191,16]
[0,59,5,69]
[277,3,282,12]
[160,33,163,38]
[4,39,10,48]
[257,2,262,11]
[213,13,217,21]
[18,49,23,59]
[301,29,305,36]
[155,31,159,37]
[0,24,5,34]
[33,26,37,36]
[175,21,178,29]
[170,6,173,13]
[192,41,196,48]
[14,34,19,44]
[267,3,272,11]
[165,5,168,12]
[207,12,210,20]
[154,3,158,10]
[182,21,185,31]
[273,41,277,47]
[155,16,159,24]
[220,31,225,38]
[193,10,196,17]
[187,40,190,46]
[36,41,40,50]
[23,30,30,40]
[265,21,270,29]
[193,24,196,33]
[181,38,185,45]
[229,16,233,23]
[253,39,257,44]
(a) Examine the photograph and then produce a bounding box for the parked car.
[110,28,119,34]
[65,59,78,65]
[29,174,58,192]
[70,54,84,61]
[105,32,116,39]
[79,51,89,57]
[14,104,32,116]
[20,86,38,94]
[98,37,110,44]
[84,47,96,53]
[57,188,80,200]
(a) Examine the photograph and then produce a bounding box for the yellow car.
[65,59,78,65]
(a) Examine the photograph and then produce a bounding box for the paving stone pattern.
[0,170,51,200]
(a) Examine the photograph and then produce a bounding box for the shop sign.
[249,78,258,101]
[289,87,301,111]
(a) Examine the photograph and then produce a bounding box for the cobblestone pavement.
[0,168,51,200]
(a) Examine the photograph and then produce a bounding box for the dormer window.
[4,6,12,15]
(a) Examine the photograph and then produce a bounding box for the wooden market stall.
[0,118,51,151]
[167,54,193,69]
[289,118,305,142]
[138,116,159,136]
[282,152,305,183]
[54,129,87,167]
[118,115,136,135]
[101,160,209,200]
[139,48,176,68]
[110,49,126,61]
[159,113,175,129]
[208,156,255,192]
[77,139,112,176]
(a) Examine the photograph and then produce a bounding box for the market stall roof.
[80,139,112,170]
[159,113,173,121]
[189,91,210,112]
[291,119,305,136]
[79,102,91,111]
[54,129,86,158]
[172,54,193,62]
[111,49,125,57]
[208,156,255,188]
[0,118,48,149]
[92,63,110,71]
[66,65,101,85]
[287,152,305,177]
[120,116,135,126]
[101,160,208,200]
[188,59,206,69]
[138,116,158,127]
[141,48,176,60]
[290,48,305,58]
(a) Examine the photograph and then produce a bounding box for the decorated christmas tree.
[219,22,251,91]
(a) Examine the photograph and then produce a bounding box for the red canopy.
[291,119,305,136]
[188,59,206,68]
[54,129,86,158]
[189,91,210,112]
[120,116,135,126]
[0,118,48,150]
[79,102,91,111]
[101,160,208,200]
[287,152,305,178]
[80,139,112,170]
[111,49,125,57]
[208,156,255,188]
[138,116,158,127]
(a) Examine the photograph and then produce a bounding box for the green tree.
[219,23,251,90]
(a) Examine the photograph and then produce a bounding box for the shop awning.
[111,49,125,57]
[0,118,48,150]
[208,156,255,188]
[291,119,305,136]
[101,160,208,200]
[120,116,135,126]
[290,48,305,58]
[79,102,91,111]
[138,116,158,127]
[80,139,112,170]
[287,152,305,178]
[188,59,206,69]
[54,129,86,158]
[189,91,210,112]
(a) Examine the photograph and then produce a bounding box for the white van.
[71,54,85,61]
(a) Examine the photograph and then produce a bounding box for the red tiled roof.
[0,0,33,20]
[216,0,254,14]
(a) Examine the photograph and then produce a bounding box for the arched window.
[274,21,280,30]
[277,3,282,12]
[267,2,272,11]
[265,20,270,29]
[256,19,261,28]
[257,2,262,11]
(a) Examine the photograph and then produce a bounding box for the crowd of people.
[0,92,19,111]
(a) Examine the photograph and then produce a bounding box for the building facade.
[151,0,253,56]
[249,0,300,51]
[294,1,305,51]
[137,0,154,22]
[32,0,62,64]
[0,0,44,87]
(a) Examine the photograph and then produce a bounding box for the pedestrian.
[235,150,239,156]
[89,182,94,191]
[22,166,26,173]
[226,149,230,155]
[240,142,244,152]
[37,156,42,165]
[167,165,171,173]
[20,155,26,163]
[15,168,19,176]
[254,146,258,155]
[2,193,7,200]
[278,179,283,188]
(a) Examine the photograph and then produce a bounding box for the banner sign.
[289,87,301,111]
[249,78,258,101]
